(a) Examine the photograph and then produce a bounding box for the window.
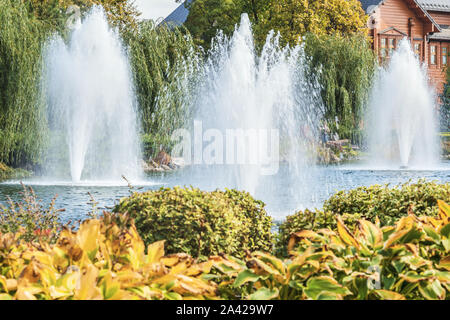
[414,43,421,58]
[388,38,396,56]
[380,38,387,58]
[443,47,448,66]
[430,45,436,65]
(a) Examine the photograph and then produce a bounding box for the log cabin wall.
[428,11,450,26]
[364,0,449,94]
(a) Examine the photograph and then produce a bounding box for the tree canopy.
[26,0,141,31]
[182,0,368,47]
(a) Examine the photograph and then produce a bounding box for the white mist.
[367,39,439,169]
[193,14,323,196]
[44,7,142,182]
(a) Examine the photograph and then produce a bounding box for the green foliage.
[184,0,368,49]
[441,62,450,132]
[0,163,32,182]
[0,216,219,300]
[0,184,61,243]
[183,0,269,48]
[0,0,141,169]
[213,202,450,300]
[267,0,368,45]
[303,33,376,141]
[325,180,450,223]
[124,21,200,157]
[112,187,273,258]
[276,180,450,256]
[27,0,140,32]
[0,0,52,168]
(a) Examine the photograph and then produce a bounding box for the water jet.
[367,39,439,169]
[44,7,142,182]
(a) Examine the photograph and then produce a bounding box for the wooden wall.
[370,0,449,94]
[428,11,450,26]
[378,0,424,36]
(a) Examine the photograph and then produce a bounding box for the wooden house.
[361,0,450,93]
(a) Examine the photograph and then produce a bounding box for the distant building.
[162,0,192,27]
[164,0,450,93]
[363,0,450,93]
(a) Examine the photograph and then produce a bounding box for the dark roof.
[162,0,192,26]
[359,0,450,14]
[359,0,383,13]
[429,25,450,40]
[418,0,450,13]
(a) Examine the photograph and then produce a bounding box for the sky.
[134,0,181,21]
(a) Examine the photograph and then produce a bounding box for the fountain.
[184,14,323,202]
[44,7,142,182]
[367,39,439,169]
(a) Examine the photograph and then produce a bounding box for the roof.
[359,0,450,14]
[418,0,450,13]
[359,0,383,13]
[162,0,192,26]
[429,26,450,40]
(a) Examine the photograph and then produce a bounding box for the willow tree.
[0,0,51,167]
[125,21,200,158]
[26,0,141,31]
[441,66,450,131]
[303,33,376,143]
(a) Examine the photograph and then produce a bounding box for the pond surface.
[1,162,449,223]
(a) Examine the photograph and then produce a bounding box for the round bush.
[276,180,450,256]
[113,187,273,258]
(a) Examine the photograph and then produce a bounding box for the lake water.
[1,162,449,223]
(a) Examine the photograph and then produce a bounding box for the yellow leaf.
[439,256,450,271]
[438,200,450,219]
[146,241,165,264]
[358,220,382,247]
[77,219,101,257]
[74,264,100,300]
[288,230,320,252]
[336,216,359,248]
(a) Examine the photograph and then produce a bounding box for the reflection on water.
[1,162,449,223]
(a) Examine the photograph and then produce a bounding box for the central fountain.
[44,7,142,182]
[187,14,324,203]
[367,39,439,169]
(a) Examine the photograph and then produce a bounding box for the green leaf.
[372,290,405,300]
[418,280,445,300]
[440,224,450,239]
[233,270,261,287]
[248,287,279,300]
[304,276,351,300]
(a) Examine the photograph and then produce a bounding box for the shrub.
[0,214,219,300]
[0,185,61,243]
[276,180,450,256]
[275,209,362,257]
[324,180,450,223]
[0,163,32,182]
[113,187,273,258]
[212,201,450,300]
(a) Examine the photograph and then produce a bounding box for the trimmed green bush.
[113,187,273,258]
[276,180,450,256]
[324,180,450,224]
